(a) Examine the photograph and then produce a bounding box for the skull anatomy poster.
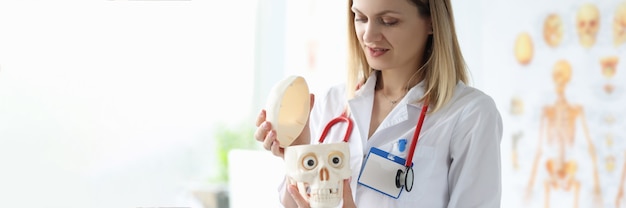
[482,0,626,207]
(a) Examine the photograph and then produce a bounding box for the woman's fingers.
[309,94,315,111]
[270,138,284,158]
[253,109,284,158]
[257,94,314,155]
[288,184,310,208]
[342,179,356,208]
[254,122,272,143]
[262,130,276,150]
[254,110,270,142]
[255,110,266,127]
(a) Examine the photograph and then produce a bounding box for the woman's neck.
[376,69,422,96]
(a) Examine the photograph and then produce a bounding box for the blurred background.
[0,0,624,207]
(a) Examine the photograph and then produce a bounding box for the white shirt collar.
[354,71,427,106]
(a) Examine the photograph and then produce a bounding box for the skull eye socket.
[328,151,345,168]
[301,154,317,170]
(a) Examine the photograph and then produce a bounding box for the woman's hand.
[287,179,356,208]
[254,94,315,158]
[254,109,284,158]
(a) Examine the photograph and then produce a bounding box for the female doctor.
[254,0,503,207]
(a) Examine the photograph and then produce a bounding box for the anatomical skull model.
[576,3,600,49]
[284,143,351,208]
[615,1,626,47]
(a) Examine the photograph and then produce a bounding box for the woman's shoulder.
[317,83,346,101]
[308,82,347,132]
[449,81,499,112]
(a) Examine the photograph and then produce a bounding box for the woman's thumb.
[309,93,315,111]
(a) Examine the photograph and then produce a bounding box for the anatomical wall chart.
[483,0,626,207]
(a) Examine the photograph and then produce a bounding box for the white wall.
[451,0,485,90]
[0,1,258,207]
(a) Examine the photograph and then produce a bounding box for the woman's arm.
[447,96,503,208]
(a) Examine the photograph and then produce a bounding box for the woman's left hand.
[287,179,356,208]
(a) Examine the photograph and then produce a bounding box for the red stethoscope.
[317,101,429,193]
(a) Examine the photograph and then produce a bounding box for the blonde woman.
[255,0,503,207]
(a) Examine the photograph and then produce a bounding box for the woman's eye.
[381,18,398,26]
[354,16,367,22]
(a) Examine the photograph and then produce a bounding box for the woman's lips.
[368,47,389,57]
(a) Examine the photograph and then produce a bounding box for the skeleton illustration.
[616,152,626,207]
[284,143,351,208]
[607,155,616,172]
[512,131,524,171]
[576,3,600,49]
[524,60,602,208]
[511,96,525,116]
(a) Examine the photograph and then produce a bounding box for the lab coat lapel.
[347,75,376,147]
[367,81,427,147]
[366,105,415,147]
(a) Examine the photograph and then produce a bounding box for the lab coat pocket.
[396,145,435,202]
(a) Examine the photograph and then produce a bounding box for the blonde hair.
[345,0,469,113]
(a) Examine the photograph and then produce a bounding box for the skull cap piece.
[285,143,352,208]
[265,76,311,148]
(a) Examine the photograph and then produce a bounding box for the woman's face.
[352,0,431,71]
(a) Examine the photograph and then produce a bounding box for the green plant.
[212,122,258,183]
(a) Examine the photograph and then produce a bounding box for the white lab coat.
[279,73,503,208]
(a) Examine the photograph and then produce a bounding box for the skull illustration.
[600,56,619,93]
[284,143,351,208]
[600,56,619,79]
[543,13,563,47]
[552,59,572,95]
[576,3,600,49]
[514,32,533,65]
[614,1,626,47]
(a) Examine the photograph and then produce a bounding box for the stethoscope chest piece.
[395,166,414,192]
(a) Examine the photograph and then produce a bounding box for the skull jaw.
[546,33,562,47]
[303,181,343,208]
[579,34,596,49]
[309,189,342,208]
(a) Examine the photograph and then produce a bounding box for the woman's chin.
[367,62,391,70]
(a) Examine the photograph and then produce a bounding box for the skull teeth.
[310,189,341,202]
[310,188,340,197]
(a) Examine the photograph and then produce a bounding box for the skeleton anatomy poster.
[483,0,626,207]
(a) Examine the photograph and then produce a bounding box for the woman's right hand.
[254,94,315,159]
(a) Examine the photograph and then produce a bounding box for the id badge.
[358,147,413,199]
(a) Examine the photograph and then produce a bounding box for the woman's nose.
[363,23,382,43]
